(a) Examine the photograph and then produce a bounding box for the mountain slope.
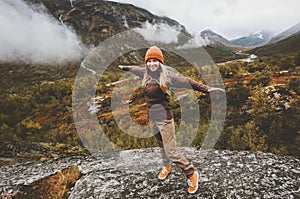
[18,0,241,66]
[25,0,189,46]
[269,22,300,44]
[200,29,231,46]
[248,31,300,55]
[230,31,273,47]
[200,29,273,48]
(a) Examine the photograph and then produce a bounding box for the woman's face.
[146,58,160,72]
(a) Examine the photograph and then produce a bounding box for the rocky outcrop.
[0,147,299,198]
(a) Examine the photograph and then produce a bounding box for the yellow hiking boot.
[158,164,171,180]
[187,171,199,194]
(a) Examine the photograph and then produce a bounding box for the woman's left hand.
[208,87,225,93]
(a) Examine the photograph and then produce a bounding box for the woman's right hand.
[208,87,225,93]
[118,65,124,69]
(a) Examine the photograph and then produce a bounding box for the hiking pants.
[151,118,195,177]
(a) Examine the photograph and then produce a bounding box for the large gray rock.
[0,147,299,198]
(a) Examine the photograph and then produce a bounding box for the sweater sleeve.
[120,65,146,78]
[170,72,210,93]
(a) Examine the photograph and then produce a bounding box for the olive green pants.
[151,119,195,177]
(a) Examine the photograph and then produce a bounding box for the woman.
[118,46,224,194]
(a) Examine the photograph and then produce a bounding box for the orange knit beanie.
[144,46,164,64]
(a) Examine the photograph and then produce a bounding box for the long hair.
[142,63,171,94]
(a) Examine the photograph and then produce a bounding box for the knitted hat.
[144,46,164,63]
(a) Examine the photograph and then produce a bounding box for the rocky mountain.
[200,29,273,48]
[1,147,299,198]
[20,0,243,64]
[24,0,190,47]
[248,31,300,56]
[230,30,273,47]
[3,0,298,64]
[268,22,300,44]
[246,21,300,55]
[200,29,231,46]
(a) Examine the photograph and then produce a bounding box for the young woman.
[118,46,224,194]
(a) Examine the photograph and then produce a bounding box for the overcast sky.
[112,0,300,39]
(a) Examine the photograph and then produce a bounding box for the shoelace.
[187,179,194,188]
[161,166,168,174]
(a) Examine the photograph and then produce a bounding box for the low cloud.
[134,21,182,44]
[113,0,300,39]
[0,0,83,64]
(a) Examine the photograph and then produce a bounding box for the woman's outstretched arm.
[170,72,225,93]
[118,65,146,78]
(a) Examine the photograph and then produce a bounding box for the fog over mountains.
[1,0,300,65]
[0,0,83,64]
